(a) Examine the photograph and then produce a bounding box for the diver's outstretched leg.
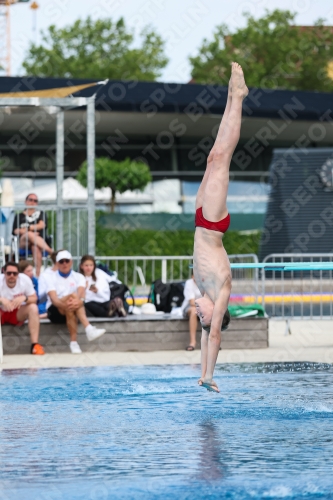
[195,78,232,210]
[198,327,220,393]
[202,62,248,222]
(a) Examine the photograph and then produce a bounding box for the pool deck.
[1,319,333,370]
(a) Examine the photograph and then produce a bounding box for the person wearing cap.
[46,250,106,354]
[0,261,44,355]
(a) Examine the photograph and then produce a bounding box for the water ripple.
[0,362,333,499]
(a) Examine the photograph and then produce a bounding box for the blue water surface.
[0,362,333,500]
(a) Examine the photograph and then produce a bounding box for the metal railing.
[0,205,89,269]
[95,256,193,288]
[95,253,259,298]
[262,253,333,319]
[0,237,5,269]
[229,253,259,303]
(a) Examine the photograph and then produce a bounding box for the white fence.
[96,253,333,319]
[0,205,89,268]
[95,254,259,298]
[261,253,333,319]
[2,208,332,321]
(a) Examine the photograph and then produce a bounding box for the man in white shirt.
[47,250,106,354]
[0,261,44,355]
[181,275,202,351]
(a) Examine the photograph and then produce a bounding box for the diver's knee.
[207,150,215,164]
[211,147,230,164]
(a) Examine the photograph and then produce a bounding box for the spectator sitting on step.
[0,261,44,355]
[18,259,48,318]
[79,255,126,317]
[181,274,202,351]
[38,250,60,311]
[12,193,53,277]
[80,255,110,317]
[46,250,106,354]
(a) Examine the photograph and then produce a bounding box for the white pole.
[56,108,64,250]
[161,259,167,283]
[0,320,3,364]
[87,96,96,256]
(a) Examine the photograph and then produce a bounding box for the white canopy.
[2,177,182,213]
[14,177,154,205]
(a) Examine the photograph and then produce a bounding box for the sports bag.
[109,282,135,313]
[148,279,184,313]
[148,279,171,312]
[168,282,185,310]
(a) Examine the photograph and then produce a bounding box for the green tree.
[77,157,152,212]
[189,9,333,91]
[23,17,168,81]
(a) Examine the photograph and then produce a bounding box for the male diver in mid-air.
[193,62,248,393]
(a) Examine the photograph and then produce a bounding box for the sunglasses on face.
[27,198,38,202]
[6,271,18,276]
[58,259,70,264]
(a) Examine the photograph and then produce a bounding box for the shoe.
[185,345,195,351]
[108,298,127,317]
[108,300,117,317]
[70,341,82,354]
[115,297,127,317]
[117,303,127,318]
[85,324,106,342]
[31,343,45,355]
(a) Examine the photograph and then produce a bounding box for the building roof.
[0,76,332,121]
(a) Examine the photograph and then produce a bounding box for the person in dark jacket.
[12,193,53,276]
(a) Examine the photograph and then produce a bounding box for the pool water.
[1,362,333,499]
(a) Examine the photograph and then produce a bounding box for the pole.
[0,321,3,364]
[87,96,96,255]
[6,0,10,76]
[161,259,167,283]
[56,108,64,249]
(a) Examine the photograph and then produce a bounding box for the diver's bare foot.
[198,378,220,393]
[231,62,248,99]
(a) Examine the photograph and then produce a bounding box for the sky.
[7,0,333,82]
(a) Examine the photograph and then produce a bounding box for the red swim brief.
[195,207,230,233]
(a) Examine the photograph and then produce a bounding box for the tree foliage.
[23,17,168,81]
[189,9,333,91]
[77,157,152,212]
[95,225,260,257]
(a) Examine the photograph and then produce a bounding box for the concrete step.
[1,315,268,355]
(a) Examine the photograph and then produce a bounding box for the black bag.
[148,279,171,312]
[168,282,185,310]
[109,282,135,313]
[148,279,184,313]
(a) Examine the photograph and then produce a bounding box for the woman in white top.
[79,255,112,317]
